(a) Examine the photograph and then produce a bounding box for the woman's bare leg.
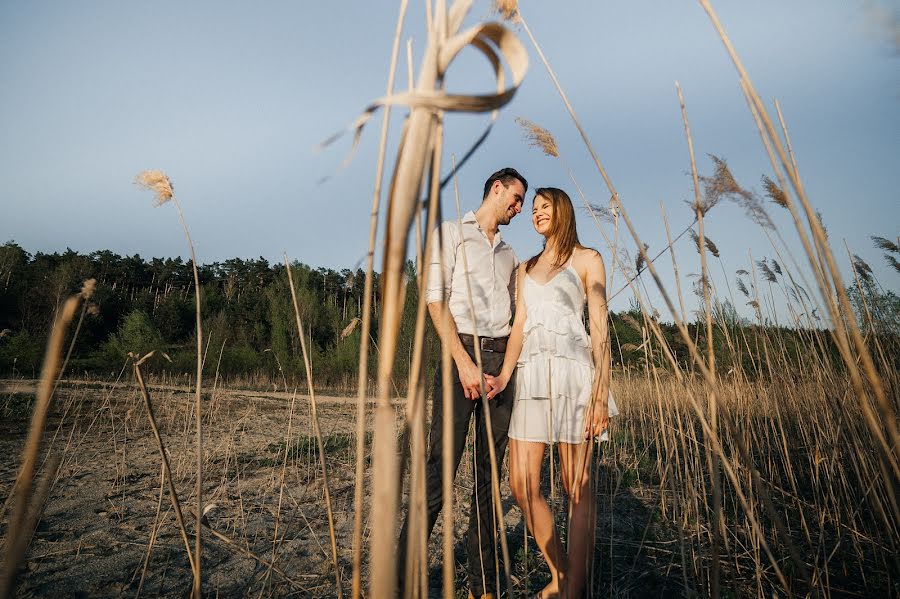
[558,441,596,598]
[509,438,566,597]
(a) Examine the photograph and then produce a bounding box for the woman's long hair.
[525,187,580,272]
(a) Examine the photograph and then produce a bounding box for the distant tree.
[0,242,29,291]
[0,329,43,377]
[712,299,748,330]
[847,284,900,337]
[104,309,164,359]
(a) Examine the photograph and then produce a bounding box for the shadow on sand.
[419,453,690,598]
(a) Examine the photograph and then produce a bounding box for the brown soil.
[1,380,670,598]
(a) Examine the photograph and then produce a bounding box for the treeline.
[0,241,878,392]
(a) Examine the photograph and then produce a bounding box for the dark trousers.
[397,342,514,596]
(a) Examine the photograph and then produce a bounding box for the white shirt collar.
[462,210,503,245]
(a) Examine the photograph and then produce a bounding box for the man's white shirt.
[425,210,519,338]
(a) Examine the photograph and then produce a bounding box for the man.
[398,167,527,598]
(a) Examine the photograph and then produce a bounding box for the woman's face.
[532,194,553,237]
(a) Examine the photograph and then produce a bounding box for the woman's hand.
[584,399,609,440]
[484,372,510,400]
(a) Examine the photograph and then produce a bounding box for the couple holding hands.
[398,167,618,598]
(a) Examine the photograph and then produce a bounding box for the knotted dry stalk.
[350,4,410,598]
[131,351,196,576]
[284,255,343,597]
[323,2,528,596]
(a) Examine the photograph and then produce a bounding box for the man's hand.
[456,356,484,400]
[484,373,509,401]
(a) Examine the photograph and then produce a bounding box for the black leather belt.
[458,333,508,353]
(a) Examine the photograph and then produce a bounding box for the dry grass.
[2,2,898,598]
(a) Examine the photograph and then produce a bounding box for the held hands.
[456,358,484,400]
[483,373,509,401]
[584,400,610,441]
[456,357,508,401]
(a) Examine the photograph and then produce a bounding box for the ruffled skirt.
[509,355,619,444]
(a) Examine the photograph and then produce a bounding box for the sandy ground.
[1,380,674,598]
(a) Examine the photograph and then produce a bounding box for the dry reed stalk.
[284,256,342,597]
[741,99,822,311]
[350,5,410,594]
[517,6,819,589]
[197,513,312,593]
[517,117,687,392]
[206,338,227,424]
[368,7,440,594]
[262,386,298,591]
[49,280,96,401]
[697,0,899,478]
[135,169,204,597]
[399,118,443,596]
[660,204,689,325]
[842,241,892,389]
[439,303,455,598]
[135,463,166,599]
[14,454,61,579]
[132,353,197,576]
[426,184,458,598]
[568,172,686,383]
[321,3,528,596]
[0,293,80,598]
[450,155,513,593]
[1,282,95,530]
[676,81,724,596]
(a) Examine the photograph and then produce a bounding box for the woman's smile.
[532,195,553,234]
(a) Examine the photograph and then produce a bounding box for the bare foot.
[537,582,563,598]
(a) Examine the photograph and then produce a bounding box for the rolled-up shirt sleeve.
[425,221,458,304]
[507,251,520,314]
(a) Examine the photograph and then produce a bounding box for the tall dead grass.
[2,2,897,598]
[502,0,898,594]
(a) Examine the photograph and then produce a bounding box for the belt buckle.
[480,337,493,353]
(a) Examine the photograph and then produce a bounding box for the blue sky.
[1,1,897,316]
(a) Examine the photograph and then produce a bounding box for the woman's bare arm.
[582,248,611,437]
[485,265,527,399]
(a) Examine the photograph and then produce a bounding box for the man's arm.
[424,221,482,400]
[428,301,482,400]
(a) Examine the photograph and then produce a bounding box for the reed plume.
[762,175,789,208]
[871,235,899,254]
[516,116,559,157]
[134,170,174,205]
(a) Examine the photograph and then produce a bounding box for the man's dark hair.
[482,167,528,200]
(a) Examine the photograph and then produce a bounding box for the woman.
[486,187,617,598]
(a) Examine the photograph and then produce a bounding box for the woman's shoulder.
[572,245,604,267]
[572,246,606,286]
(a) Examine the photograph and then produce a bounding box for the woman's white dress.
[508,260,618,444]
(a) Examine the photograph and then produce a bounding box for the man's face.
[496,179,525,225]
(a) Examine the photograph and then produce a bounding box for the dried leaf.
[340,317,361,341]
